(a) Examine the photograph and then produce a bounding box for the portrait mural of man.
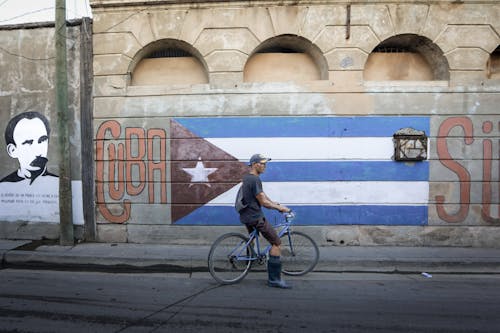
[0,111,60,222]
[1,111,58,185]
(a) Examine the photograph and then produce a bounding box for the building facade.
[89,0,500,246]
[1,0,499,247]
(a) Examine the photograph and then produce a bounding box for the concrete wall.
[0,20,92,240]
[91,0,500,247]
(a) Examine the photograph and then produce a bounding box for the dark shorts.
[244,217,281,246]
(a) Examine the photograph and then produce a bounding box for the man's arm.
[256,192,290,213]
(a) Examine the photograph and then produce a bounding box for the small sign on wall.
[393,128,428,161]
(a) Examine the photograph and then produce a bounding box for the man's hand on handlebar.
[277,204,291,213]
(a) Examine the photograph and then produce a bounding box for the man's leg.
[269,244,281,257]
[267,253,291,289]
[257,218,291,289]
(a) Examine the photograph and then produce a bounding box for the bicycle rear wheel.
[208,233,252,284]
[280,231,319,276]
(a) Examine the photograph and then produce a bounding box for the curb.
[3,250,500,274]
[315,259,500,274]
[3,250,208,273]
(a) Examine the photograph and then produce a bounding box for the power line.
[0,0,10,8]
[0,2,90,62]
[0,2,92,25]
[0,7,53,24]
[0,44,54,61]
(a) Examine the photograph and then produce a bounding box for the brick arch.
[127,39,208,86]
[364,34,450,81]
[244,34,329,82]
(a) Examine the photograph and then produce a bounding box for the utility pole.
[55,0,74,245]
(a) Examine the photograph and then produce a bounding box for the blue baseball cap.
[248,154,271,166]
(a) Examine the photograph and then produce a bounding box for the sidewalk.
[1,239,500,274]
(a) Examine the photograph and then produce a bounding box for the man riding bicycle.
[238,154,292,289]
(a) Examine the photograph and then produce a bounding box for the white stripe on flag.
[207,181,429,206]
[206,137,393,161]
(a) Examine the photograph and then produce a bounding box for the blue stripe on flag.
[261,161,428,181]
[175,116,430,138]
[174,205,428,226]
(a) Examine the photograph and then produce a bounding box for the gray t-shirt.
[239,173,264,224]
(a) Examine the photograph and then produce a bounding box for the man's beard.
[28,156,48,184]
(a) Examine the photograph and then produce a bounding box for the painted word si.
[436,117,499,223]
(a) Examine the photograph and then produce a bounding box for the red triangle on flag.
[170,119,248,223]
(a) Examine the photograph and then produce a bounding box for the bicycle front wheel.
[280,231,319,276]
[208,233,252,284]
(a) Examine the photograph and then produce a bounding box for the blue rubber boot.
[267,255,292,289]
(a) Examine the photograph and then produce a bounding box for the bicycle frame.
[208,210,318,284]
[231,213,295,262]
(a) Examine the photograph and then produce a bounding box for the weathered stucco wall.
[0,20,92,240]
[91,0,500,247]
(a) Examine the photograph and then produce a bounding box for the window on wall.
[130,45,208,86]
[363,34,449,81]
[487,46,500,79]
[243,35,327,83]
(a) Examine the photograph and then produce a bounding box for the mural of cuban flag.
[170,116,429,226]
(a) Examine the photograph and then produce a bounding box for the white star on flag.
[182,157,218,187]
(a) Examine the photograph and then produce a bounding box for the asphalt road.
[0,269,499,333]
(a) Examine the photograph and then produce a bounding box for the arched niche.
[364,34,449,81]
[129,39,208,86]
[244,34,328,83]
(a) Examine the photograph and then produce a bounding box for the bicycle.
[207,212,319,285]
